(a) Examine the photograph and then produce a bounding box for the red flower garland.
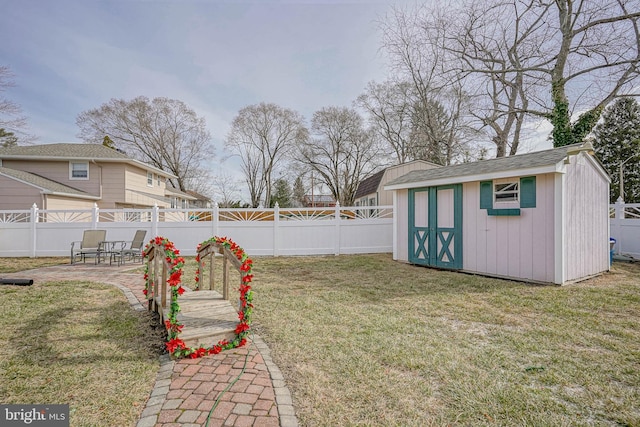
[143,236,254,359]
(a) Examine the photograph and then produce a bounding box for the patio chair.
[70,230,107,264]
[110,229,147,265]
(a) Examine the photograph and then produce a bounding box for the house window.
[70,162,89,179]
[494,182,519,203]
[147,172,153,186]
[156,174,161,186]
[170,197,178,208]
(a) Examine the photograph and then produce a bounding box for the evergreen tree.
[270,178,292,208]
[0,128,18,147]
[292,175,306,207]
[593,98,640,203]
[102,135,116,149]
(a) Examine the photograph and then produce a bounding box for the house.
[0,143,179,210]
[166,186,197,209]
[354,160,441,207]
[384,142,610,285]
[186,190,213,209]
[303,194,336,207]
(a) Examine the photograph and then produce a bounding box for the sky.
[1,0,413,180]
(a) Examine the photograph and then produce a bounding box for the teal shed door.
[408,185,462,269]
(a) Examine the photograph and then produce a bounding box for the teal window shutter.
[480,181,493,209]
[520,176,536,208]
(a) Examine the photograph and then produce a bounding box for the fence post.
[30,203,38,258]
[613,199,624,255]
[91,203,99,229]
[615,198,624,219]
[212,202,219,238]
[273,202,279,256]
[334,202,341,256]
[151,204,159,238]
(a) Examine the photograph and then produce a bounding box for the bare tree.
[297,107,382,206]
[0,66,33,144]
[356,80,414,163]
[76,96,213,191]
[379,7,478,162]
[443,0,541,156]
[382,0,640,154]
[453,0,640,147]
[546,0,640,145]
[226,103,307,207]
[210,172,243,208]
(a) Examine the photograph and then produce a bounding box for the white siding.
[462,174,556,283]
[395,189,409,262]
[563,152,610,281]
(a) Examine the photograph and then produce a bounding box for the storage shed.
[384,143,610,285]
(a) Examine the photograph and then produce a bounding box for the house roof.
[0,143,177,178]
[385,143,592,190]
[165,185,197,200]
[0,167,100,200]
[186,190,212,202]
[355,169,385,199]
[355,160,442,199]
[304,194,335,203]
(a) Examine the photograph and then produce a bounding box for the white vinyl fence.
[610,201,640,259]
[0,203,393,258]
[2,202,637,260]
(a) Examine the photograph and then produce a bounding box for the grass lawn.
[0,257,68,273]
[1,255,639,426]
[0,259,164,427]
[247,255,640,426]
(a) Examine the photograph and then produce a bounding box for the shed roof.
[0,167,99,199]
[0,143,176,178]
[385,143,588,190]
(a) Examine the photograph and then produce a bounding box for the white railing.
[610,200,640,259]
[0,203,393,258]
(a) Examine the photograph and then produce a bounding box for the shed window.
[70,162,89,179]
[480,176,536,215]
[494,182,519,203]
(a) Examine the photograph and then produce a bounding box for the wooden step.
[154,290,240,348]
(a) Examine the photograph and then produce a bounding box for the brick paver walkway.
[2,263,297,427]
